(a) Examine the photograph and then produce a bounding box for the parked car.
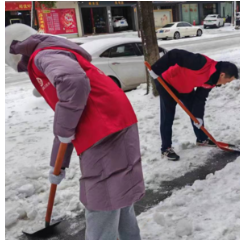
[81,38,167,91]
[113,16,128,29]
[203,14,224,28]
[156,22,202,40]
[69,39,86,45]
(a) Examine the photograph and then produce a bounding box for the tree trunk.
[137,1,159,96]
[31,1,36,29]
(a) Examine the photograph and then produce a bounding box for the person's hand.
[58,135,75,144]
[49,166,65,185]
[194,118,203,129]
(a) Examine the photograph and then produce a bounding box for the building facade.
[154,1,234,25]
[5,1,82,37]
[78,1,138,35]
[5,1,237,38]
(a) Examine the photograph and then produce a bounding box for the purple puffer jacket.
[10,34,145,211]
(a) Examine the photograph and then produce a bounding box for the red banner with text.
[5,1,47,11]
[37,9,78,34]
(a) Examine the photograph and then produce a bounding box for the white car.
[81,38,166,91]
[156,22,202,40]
[113,16,128,28]
[203,14,224,28]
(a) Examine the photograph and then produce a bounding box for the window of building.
[182,4,199,25]
[203,3,217,18]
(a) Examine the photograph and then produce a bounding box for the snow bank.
[138,156,240,240]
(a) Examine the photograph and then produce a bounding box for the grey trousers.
[85,204,141,240]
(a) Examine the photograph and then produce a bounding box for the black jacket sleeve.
[192,87,212,119]
[151,49,207,76]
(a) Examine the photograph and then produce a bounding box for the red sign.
[5,1,32,11]
[5,2,48,11]
[37,9,78,35]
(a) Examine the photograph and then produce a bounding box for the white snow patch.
[138,157,240,240]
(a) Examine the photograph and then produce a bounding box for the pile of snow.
[138,156,240,240]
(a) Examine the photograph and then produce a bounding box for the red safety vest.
[28,47,137,155]
[162,56,217,93]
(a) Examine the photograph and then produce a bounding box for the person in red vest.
[150,49,239,161]
[5,24,145,240]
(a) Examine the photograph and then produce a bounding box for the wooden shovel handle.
[45,142,68,226]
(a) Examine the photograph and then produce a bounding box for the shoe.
[196,139,216,147]
[161,148,180,161]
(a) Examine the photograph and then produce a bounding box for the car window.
[110,44,137,58]
[184,22,192,27]
[162,24,174,28]
[113,17,124,21]
[100,49,110,58]
[177,23,185,27]
[136,43,143,55]
[208,15,217,18]
[136,43,166,56]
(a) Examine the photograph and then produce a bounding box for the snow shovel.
[144,61,240,153]
[23,142,68,236]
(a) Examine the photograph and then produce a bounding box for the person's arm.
[34,50,91,167]
[151,49,207,76]
[192,87,212,119]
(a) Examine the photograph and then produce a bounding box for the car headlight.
[165,30,170,32]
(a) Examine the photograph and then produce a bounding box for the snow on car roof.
[206,14,218,17]
[80,37,142,56]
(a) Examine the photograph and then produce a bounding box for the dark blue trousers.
[154,79,210,151]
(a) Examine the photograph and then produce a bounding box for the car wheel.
[196,29,202,37]
[218,22,220,28]
[109,76,121,88]
[174,31,180,39]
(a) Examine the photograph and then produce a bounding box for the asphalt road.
[160,32,240,54]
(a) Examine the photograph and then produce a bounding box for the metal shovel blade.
[22,221,61,237]
[217,142,240,153]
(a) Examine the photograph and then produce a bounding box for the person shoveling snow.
[5,23,145,240]
[150,49,239,161]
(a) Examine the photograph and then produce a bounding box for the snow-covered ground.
[5,30,240,239]
[138,156,240,240]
